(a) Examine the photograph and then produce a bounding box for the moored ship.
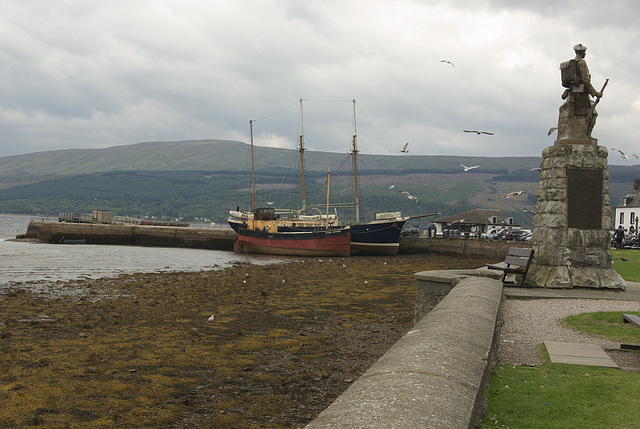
[233,207,351,257]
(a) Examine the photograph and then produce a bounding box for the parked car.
[442,229,460,238]
[485,228,500,239]
[402,226,421,237]
[520,231,533,241]
[490,228,509,240]
[504,229,528,241]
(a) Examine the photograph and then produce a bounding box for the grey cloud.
[0,0,639,164]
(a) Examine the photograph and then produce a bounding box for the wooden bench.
[486,247,534,287]
[621,313,640,350]
[622,313,640,329]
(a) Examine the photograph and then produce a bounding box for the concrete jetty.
[21,220,237,251]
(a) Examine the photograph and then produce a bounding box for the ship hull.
[234,228,351,257]
[230,215,407,256]
[350,219,407,256]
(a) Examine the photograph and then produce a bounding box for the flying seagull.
[440,59,455,67]
[611,148,639,160]
[399,191,419,206]
[548,125,558,135]
[506,191,527,199]
[463,130,494,135]
[389,184,395,189]
[457,162,479,172]
[529,167,542,171]
[400,142,409,153]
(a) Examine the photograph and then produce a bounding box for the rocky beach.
[0,253,490,428]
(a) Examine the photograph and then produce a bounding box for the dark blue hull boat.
[349,219,408,256]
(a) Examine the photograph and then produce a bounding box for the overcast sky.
[1,0,639,165]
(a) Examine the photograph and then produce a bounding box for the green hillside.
[0,139,638,229]
[0,139,532,178]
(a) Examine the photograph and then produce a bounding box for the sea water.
[0,214,285,287]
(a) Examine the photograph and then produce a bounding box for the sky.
[1,0,640,164]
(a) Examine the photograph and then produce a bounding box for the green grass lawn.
[484,358,640,428]
[483,250,640,428]
[564,311,640,345]
[611,249,640,282]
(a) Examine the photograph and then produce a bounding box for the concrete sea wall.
[399,235,529,259]
[306,269,504,428]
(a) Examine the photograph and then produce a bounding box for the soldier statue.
[557,44,607,141]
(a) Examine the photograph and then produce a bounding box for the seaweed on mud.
[0,254,487,428]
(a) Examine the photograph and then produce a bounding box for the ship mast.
[351,99,360,224]
[250,119,256,211]
[299,99,307,214]
[326,165,331,229]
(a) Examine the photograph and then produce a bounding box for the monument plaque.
[567,168,602,229]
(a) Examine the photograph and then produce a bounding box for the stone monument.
[526,44,626,289]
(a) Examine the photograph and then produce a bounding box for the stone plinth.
[526,141,625,289]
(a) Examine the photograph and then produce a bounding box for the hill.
[1,139,638,229]
[0,139,535,179]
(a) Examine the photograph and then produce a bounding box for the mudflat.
[0,253,489,428]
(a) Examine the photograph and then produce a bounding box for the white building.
[614,179,640,234]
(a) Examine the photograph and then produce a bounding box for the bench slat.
[508,248,533,258]
[622,313,640,328]
[503,255,531,267]
[486,264,524,273]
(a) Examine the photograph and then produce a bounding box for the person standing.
[613,225,625,249]
[427,222,437,238]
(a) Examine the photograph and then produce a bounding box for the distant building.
[433,209,519,237]
[614,179,640,234]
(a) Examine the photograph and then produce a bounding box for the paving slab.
[544,341,619,368]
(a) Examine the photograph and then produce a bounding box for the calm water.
[0,214,285,287]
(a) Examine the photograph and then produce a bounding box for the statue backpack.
[560,59,577,88]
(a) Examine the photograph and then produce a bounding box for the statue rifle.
[587,78,609,122]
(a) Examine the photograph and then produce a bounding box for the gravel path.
[499,297,640,367]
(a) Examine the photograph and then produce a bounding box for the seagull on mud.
[400,143,409,153]
[399,191,420,206]
[457,163,479,172]
[506,191,527,199]
[440,59,455,67]
[611,148,638,160]
[463,130,494,135]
